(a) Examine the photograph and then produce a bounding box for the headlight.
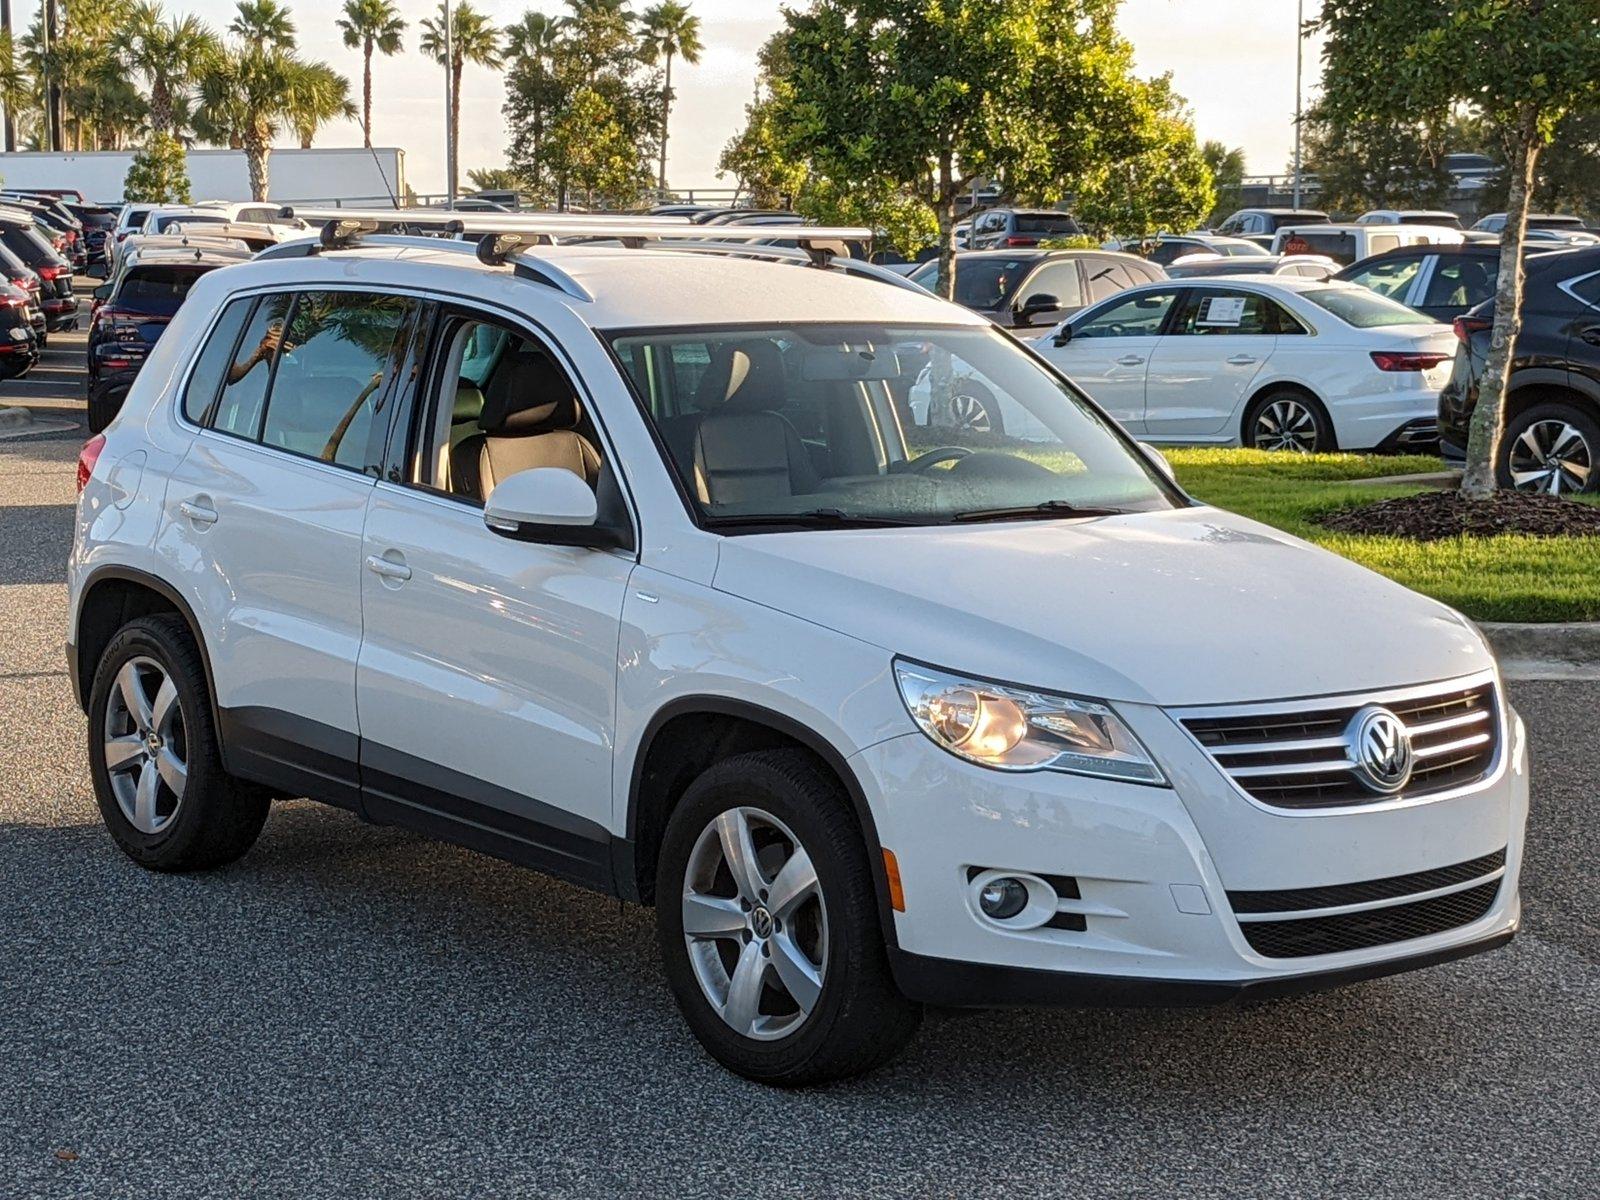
[894,660,1166,785]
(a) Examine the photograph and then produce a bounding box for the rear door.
[1044,286,1183,432]
[1142,286,1279,439]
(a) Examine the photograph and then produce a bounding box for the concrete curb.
[0,404,33,431]
[1348,469,1462,488]
[1481,621,1600,680]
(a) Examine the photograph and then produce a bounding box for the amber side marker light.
[882,848,906,912]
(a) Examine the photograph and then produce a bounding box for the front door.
[1045,287,1183,432]
[354,311,633,890]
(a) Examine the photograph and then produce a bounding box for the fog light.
[978,877,1028,920]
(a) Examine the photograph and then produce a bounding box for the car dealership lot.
[2,354,1599,1198]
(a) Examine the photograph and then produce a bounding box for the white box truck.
[0,147,406,205]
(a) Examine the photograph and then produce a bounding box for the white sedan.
[1027,277,1457,452]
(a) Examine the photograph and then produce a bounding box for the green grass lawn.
[1163,448,1600,623]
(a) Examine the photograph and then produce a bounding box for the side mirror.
[1014,293,1060,327]
[1051,322,1074,348]
[484,467,616,548]
[1138,441,1176,482]
[92,283,111,301]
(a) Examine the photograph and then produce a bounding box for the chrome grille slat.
[1175,678,1500,810]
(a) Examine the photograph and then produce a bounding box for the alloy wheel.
[948,391,994,434]
[102,656,188,835]
[1252,398,1319,452]
[1508,419,1592,495]
[681,806,828,1042]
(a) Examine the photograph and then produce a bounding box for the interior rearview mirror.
[484,467,616,548]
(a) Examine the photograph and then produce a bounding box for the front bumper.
[854,692,1527,1006]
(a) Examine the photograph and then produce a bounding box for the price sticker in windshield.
[1197,296,1247,327]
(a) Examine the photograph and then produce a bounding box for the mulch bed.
[1318,489,1600,541]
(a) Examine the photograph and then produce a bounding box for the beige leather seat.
[451,351,600,501]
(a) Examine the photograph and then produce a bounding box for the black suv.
[1336,243,1558,323]
[1438,247,1600,493]
[0,209,76,330]
[907,249,1164,329]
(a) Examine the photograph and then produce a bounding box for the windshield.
[908,258,1036,309]
[1301,285,1438,328]
[609,323,1179,530]
[153,213,227,233]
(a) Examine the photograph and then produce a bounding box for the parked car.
[0,281,41,378]
[66,202,119,268]
[0,240,46,345]
[1034,277,1455,452]
[906,249,1164,330]
[87,245,248,429]
[1106,234,1270,267]
[2,193,86,271]
[1214,208,1330,239]
[1167,253,1338,281]
[1356,210,1463,229]
[1471,212,1590,236]
[1438,247,1600,493]
[1334,243,1561,323]
[0,207,77,331]
[1444,153,1497,191]
[965,207,1081,249]
[1271,223,1463,266]
[67,215,1526,1085]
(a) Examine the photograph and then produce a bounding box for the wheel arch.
[1240,379,1336,450]
[1503,378,1600,425]
[620,695,900,950]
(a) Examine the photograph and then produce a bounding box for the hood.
[712,506,1491,707]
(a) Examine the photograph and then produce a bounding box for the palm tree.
[196,45,300,199]
[336,0,404,149]
[287,60,355,148]
[565,0,632,21]
[419,1,499,199]
[640,1,700,193]
[116,4,219,137]
[229,0,296,50]
[501,10,559,64]
[0,29,33,151]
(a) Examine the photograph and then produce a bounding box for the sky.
[182,0,1324,198]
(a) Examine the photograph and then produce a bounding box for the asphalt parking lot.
[2,331,1597,1199]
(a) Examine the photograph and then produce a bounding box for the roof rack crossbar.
[634,240,927,295]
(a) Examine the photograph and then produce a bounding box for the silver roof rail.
[635,240,929,295]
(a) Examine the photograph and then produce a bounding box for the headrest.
[479,351,582,435]
[453,378,484,423]
[695,340,786,412]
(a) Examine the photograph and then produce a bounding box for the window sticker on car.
[1198,296,1247,326]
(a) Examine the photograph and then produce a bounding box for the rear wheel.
[87,615,270,871]
[1243,389,1332,453]
[656,749,920,1085]
[1499,402,1597,495]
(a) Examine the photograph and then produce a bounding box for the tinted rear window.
[115,265,215,315]
[1283,230,1357,263]
[1014,214,1080,234]
[1301,286,1437,328]
[1,225,56,263]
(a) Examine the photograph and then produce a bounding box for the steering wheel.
[897,446,972,473]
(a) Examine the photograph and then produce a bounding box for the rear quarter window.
[182,298,255,425]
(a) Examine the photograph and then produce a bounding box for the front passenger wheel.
[656,749,921,1085]
[87,615,270,871]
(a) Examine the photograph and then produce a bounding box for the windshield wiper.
[703,508,926,530]
[950,499,1127,523]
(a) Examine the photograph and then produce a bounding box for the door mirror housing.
[1138,441,1176,482]
[484,467,617,548]
[1014,293,1060,327]
[1050,321,1074,348]
[92,283,111,301]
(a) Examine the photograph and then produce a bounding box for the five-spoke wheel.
[102,657,189,835]
[1505,415,1594,495]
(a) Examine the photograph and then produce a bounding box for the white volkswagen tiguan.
[68,219,1527,1085]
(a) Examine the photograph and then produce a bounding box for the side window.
[1565,272,1600,309]
[1147,241,1193,267]
[1368,234,1400,255]
[1021,262,1083,309]
[1074,289,1180,338]
[182,297,254,424]
[1172,289,1274,335]
[1086,261,1135,303]
[458,323,510,387]
[1423,258,1496,309]
[259,291,419,471]
[210,292,294,439]
[237,207,273,224]
[1345,255,1423,299]
[1264,298,1308,334]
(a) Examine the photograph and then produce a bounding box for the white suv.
[68,216,1527,1085]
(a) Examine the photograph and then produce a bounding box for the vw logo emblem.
[1348,706,1414,794]
[750,906,775,939]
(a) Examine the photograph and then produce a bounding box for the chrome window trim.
[1557,268,1600,312]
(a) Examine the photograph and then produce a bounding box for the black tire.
[86,377,130,434]
[1497,401,1599,495]
[86,614,270,871]
[656,749,921,1086]
[1242,388,1334,453]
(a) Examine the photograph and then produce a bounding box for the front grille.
[1179,678,1499,809]
[1237,880,1500,958]
[1228,849,1506,915]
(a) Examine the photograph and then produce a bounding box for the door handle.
[365,553,412,582]
[1226,354,1259,365]
[1115,354,1145,366]
[1580,327,1600,347]
[177,498,218,525]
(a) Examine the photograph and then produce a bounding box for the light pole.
[1292,0,1304,208]
[444,0,455,206]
